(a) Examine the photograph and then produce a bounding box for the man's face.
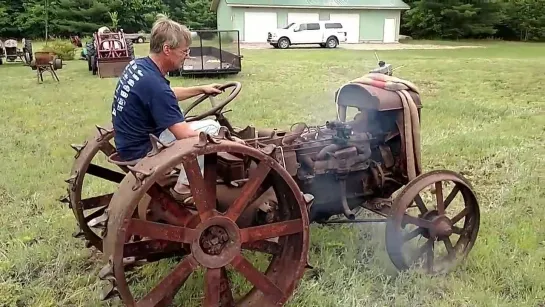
[163,43,190,70]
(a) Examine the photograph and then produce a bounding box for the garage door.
[383,18,396,43]
[288,12,319,24]
[244,12,277,42]
[330,13,360,43]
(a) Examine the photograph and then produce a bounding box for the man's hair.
[149,14,192,53]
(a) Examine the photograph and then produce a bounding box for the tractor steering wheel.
[184,82,242,122]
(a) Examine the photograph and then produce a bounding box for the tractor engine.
[279,110,404,222]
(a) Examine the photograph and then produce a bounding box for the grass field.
[1,40,545,307]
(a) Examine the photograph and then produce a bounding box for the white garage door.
[244,12,277,42]
[330,13,360,43]
[383,18,396,43]
[288,12,319,24]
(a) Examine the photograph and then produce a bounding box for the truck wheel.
[137,37,145,43]
[326,36,338,48]
[278,37,290,49]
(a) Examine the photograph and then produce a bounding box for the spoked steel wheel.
[63,124,128,251]
[385,170,480,274]
[102,131,310,306]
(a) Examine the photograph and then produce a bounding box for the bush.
[40,40,77,61]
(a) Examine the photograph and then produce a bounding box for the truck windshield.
[283,23,295,29]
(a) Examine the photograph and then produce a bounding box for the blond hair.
[149,15,192,53]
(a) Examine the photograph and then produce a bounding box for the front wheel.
[385,170,480,275]
[277,37,290,49]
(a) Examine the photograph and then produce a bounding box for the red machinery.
[87,27,135,78]
[62,58,480,306]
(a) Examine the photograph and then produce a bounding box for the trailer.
[169,29,243,77]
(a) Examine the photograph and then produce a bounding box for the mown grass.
[0,40,544,307]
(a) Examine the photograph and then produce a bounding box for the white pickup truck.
[267,21,347,49]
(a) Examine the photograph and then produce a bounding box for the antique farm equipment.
[30,51,63,83]
[168,30,243,77]
[70,35,82,47]
[0,38,33,65]
[86,27,135,78]
[61,59,480,306]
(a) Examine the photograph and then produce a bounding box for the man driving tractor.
[111,15,231,201]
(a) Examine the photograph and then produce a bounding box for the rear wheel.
[326,37,338,48]
[102,130,311,306]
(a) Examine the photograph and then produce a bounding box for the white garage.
[287,12,319,24]
[330,13,360,43]
[244,12,278,42]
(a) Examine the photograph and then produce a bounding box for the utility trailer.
[169,30,242,77]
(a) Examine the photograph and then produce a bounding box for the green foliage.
[402,0,545,41]
[39,40,77,60]
[0,0,217,39]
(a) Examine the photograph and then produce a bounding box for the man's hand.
[200,84,223,95]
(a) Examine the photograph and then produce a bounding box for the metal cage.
[169,30,243,77]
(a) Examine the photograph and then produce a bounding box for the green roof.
[211,0,410,11]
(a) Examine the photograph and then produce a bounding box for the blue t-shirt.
[111,56,184,161]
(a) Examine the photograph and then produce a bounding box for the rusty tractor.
[0,38,33,65]
[61,58,480,306]
[86,27,135,78]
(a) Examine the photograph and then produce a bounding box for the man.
[111,15,224,200]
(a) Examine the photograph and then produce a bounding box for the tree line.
[401,0,545,41]
[0,0,543,42]
[0,0,216,39]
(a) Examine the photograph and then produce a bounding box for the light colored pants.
[159,119,221,186]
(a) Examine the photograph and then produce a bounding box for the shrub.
[40,40,77,61]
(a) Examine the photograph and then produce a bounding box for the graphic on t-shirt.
[112,60,143,117]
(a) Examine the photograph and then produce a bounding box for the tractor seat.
[102,41,123,51]
[107,152,141,167]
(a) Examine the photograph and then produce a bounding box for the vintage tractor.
[85,27,135,78]
[61,58,480,306]
[0,38,33,65]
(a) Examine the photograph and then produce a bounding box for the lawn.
[1,40,545,307]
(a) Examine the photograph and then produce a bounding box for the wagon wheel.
[63,124,128,251]
[102,131,310,306]
[385,170,480,275]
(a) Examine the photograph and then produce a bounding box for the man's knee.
[189,119,221,136]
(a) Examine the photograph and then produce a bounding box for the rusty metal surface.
[63,60,482,305]
[97,59,131,78]
[102,131,310,306]
[65,123,125,251]
[385,170,480,274]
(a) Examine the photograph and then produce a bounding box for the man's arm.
[171,86,205,101]
[172,84,223,101]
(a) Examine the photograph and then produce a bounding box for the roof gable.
[211,0,410,11]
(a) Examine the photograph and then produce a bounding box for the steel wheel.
[385,170,480,274]
[63,124,128,251]
[102,130,310,306]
